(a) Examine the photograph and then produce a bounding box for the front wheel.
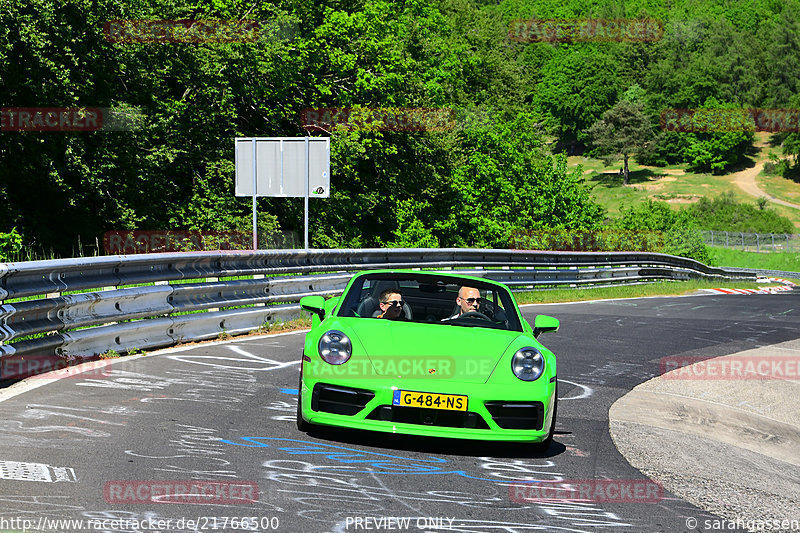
[532,382,557,452]
[296,372,310,432]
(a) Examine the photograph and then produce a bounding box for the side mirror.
[533,315,560,338]
[300,295,326,322]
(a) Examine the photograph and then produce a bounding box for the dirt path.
[731,142,800,210]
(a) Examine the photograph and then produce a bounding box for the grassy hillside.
[571,132,800,229]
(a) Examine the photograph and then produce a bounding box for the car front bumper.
[299,374,556,443]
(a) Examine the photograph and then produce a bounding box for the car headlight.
[318,330,352,365]
[511,347,545,381]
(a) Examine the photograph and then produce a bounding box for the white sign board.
[235,137,330,197]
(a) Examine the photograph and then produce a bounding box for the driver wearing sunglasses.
[377,289,404,319]
[443,286,482,320]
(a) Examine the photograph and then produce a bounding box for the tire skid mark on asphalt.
[264,399,296,422]
[264,458,619,532]
[217,435,638,530]
[559,380,593,400]
[0,494,84,515]
[163,344,300,372]
[22,403,127,426]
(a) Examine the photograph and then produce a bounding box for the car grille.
[365,405,491,429]
[484,401,544,430]
[312,383,375,416]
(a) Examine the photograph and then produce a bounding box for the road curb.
[608,338,800,527]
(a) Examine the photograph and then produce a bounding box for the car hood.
[344,319,521,384]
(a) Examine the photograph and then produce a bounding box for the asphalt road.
[0,292,798,533]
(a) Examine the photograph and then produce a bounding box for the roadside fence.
[701,231,800,253]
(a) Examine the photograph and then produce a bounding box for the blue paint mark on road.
[221,436,542,484]
[280,388,298,395]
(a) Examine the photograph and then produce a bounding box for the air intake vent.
[311,383,374,415]
[484,401,543,430]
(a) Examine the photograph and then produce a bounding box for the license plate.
[392,390,468,411]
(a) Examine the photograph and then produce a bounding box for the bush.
[645,99,754,174]
[615,200,710,262]
[0,227,23,261]
[662,212,710,264]
[687,192,795,234]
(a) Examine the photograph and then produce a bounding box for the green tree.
[534,46,620,151]
[586,98,653,185]
[445,114,605,248]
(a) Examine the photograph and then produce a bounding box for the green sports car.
[297,270,559,447]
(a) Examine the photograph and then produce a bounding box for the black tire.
[533,382,557,452]
[296,372,310,432]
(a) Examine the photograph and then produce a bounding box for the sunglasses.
[381,300,404,307]
[462,297,482,304]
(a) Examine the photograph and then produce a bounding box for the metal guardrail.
[0,249,758,371]
[702,231,800,253]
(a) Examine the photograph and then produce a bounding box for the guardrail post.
[741,232,745,251]
[756,233,760,253]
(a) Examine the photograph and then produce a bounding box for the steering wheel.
[457,311,493,321]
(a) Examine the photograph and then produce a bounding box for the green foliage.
[707,247,800,271]
[99,349,120,359]
[661,212,711,263]
[387,200,440,248]
[585,98,653,184]
[534,46,620,146]
[445,114,605,248]
[615,200,709,262]
[510,228,664,252]
[687,193,795,234]
[683,100,755,173]
[0,227,23,261]
[644,99,755,173]
[2,0,800,257]
[612,192,797,262]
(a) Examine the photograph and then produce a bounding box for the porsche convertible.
[297,270,559,447]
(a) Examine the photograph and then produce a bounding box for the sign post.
[234,137,330,251]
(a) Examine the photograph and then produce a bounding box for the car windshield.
[337,273,523,332]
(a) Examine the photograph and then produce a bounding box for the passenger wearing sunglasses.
[443,286,482,320]
[376,289,404,319]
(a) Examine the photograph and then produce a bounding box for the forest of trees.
[1,0,799,258]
